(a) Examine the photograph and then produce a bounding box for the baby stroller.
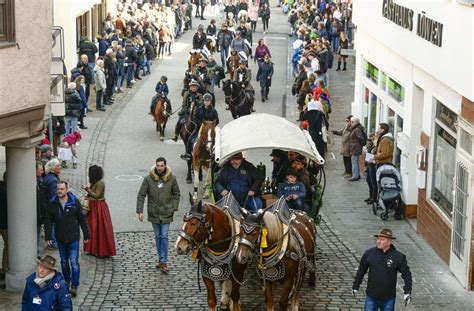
[372,164,403,221]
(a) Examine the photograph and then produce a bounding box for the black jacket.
[353,245,412,300]
[318,48,329,73]
[45,193,90,244]
[78,40,98,64]
[125,45,138,64]
[64,88,82,118]
[192,32,207,49]
[76,61,92,84]
[104,54,117,80]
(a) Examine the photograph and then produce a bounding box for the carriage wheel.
[372,203,378,215]
[380,212,389,221]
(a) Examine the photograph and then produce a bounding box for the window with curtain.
[0,0,15,42]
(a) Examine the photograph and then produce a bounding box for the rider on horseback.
[172,79,203,142]
[232,59,256,112]
[149,76,172,115]
[181,93,219,160]
[195,58,213,94]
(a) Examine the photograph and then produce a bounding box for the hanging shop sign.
[382,0,443,47]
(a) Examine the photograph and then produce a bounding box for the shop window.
[432,100,458,215]
[459,128,472,156]
[432,126,457,215]
[388,77,404,102]
[364,61,378,84]
[0,0,15,42]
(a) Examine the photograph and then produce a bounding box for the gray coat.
[94,66,106,91]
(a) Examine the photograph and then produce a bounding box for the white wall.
[53,0,102,73]
[353,0,474,102]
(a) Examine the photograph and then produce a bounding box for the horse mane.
[263,212,281,246]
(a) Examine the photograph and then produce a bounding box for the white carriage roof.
[214,113,325,165]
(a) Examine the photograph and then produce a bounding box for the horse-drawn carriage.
[176,113,326,310]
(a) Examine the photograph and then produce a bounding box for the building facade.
[352,0,474,289]
[54,0,115,75]
[0,0,53,290]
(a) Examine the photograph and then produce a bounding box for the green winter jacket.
[136,166,181,224]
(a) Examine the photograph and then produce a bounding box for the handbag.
[321,124,328,143]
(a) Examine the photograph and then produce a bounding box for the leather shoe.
[348,177,360,182]
[366,199,376,205]
[97,107,106,111]
[87,108,94,112]
[364,198,371,202]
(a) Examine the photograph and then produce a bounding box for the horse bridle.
[238,222,262,251]
[224,83,246,108]
[179,206,215,249]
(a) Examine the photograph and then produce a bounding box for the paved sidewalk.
[323,60,474,310]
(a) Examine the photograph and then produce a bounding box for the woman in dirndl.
[83,165,116,257]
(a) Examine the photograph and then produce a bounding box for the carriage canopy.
[214,113,325,165]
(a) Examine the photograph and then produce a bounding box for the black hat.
[269,149,285,157]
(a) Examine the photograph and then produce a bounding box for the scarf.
[34,271,56,288]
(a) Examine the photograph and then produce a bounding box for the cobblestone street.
[79,216,365,310]
[1,1,474,310]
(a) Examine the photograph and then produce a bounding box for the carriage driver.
[181,93,219,160]
[149,76,171,115]
[172,80,203,142]
[214,152,263,212]
[233,59,256,112]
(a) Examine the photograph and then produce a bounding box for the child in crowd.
[58,131,82,169]
[277,168,306,211]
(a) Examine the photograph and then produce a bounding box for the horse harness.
[180,204,241,282]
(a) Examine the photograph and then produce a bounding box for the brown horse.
[192,121,216,201]
[152,95,170,141]
[180,101,198,183]
[188,51,202,74]
[236,202,316,311]
[227,53,240,80]
[175,195,246,311]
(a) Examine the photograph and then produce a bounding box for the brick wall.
[417,189,452,264]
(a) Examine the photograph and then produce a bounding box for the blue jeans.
[152,223,170,263]
[366,163,378,198]
[332,36,339,53]
[364,296,395,311]
[126,64,134,85]
[88,62,95,82]
[58,240,80,287]
[351,155,360,179]
[220,46,229,67]
[321,72,329,88]
[239,196,263,213]
[287,198,305,211]
[64,117,78,135]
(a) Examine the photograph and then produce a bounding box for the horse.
[192,121,216,201]
[188,51,202,74]
[227,53,240,80]
[152,94,170,141]
[214,66,226,88]
[179,101,198,183]
[235,201,317,311]
[222,80,253,119]
[175,194,246,311]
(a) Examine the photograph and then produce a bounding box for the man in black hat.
[270,149,290,188]
[22,255,72,309]
[352,228,413,310]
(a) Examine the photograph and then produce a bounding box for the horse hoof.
[186,179,192,184]
[160,137,164,141]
